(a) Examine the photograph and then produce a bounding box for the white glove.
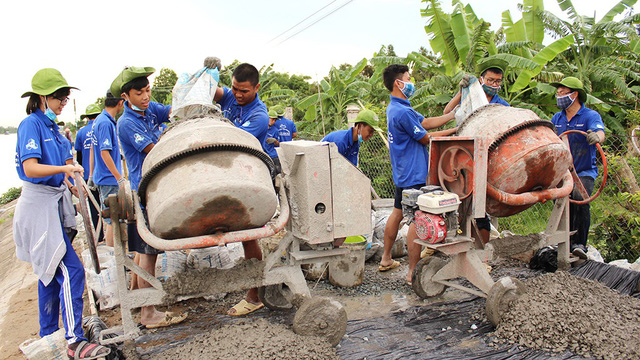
[87,178,97,191]
[204,57,222,70]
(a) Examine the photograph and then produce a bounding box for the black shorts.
[127,222,163,255]
[394,184,426,209]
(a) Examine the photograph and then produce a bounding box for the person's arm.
[444,92,461,114]
[89,144,94,181]
[23,158,82,197]
[101,150,123,181]
[213,87,225,102]
[417,127,458,146]
[421,111,455,130]
[142,143,155,154]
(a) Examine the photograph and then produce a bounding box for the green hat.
[268,109,278,118]
[110,66,155,97]
[477,58,509,77]
[550,77,587,103]
[21,68,78,98]
[273,104,285,117]
[81,103,102,119]
[354,109,381,131]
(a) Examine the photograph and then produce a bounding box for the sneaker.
[571,245,588,260]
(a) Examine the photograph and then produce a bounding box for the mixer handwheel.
[412,255,448,298]
[293,297,347,346]
[437,145,474,200]
[485,276,526,326]
[258,283,294,311]
[74,173,100,274]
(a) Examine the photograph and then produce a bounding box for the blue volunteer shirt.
[322,128,359,166]
[15,109,73,187]
[219,87,269,149]
[264,123,280,158]
[490,94,510,106]
[117,101,171,191]
[551,104,605,179]
[387,96,429,188]
[276,117,297,142]
[74,120,94,180]
[92,110,122,186]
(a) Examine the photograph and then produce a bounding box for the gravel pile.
[494,271,640,359]
[153,318,338,360]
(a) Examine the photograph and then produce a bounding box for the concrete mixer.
[91,111,372,348]
[401,104,606,326]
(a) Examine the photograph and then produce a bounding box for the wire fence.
[301,130,640,264]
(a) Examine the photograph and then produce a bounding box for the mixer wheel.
[485,276,526,326]
[258,283,294,311]
[412,255,448,298]
[74,174,100,274]
[293,297,347,346]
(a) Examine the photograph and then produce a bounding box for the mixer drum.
[139,115,277,239]
[457,105,572,217]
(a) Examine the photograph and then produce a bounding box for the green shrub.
[0,187,21,205]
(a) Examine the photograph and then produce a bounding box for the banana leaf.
[510,34,575,92]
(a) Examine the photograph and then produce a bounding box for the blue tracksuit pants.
[37,224,87,344]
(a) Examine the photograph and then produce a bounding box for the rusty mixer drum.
[138,115,277,239]
[457,105,572,217]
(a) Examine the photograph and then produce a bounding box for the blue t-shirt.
[117,101,171,191]
[264,123,280,158]
[322,128,359,166]
[92,110,122,186]
[276,117,297,142]
[386,96,429,188]
[490,94,510,106]
[551,104,605,179]
[15,109,74,187]
[74,120,94,180]
[219,87,269,150]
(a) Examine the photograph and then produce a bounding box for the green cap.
[21,68,78,98]
[268,109,278,118]
[110,66,155,97]
[81,103,102,119]
[273,104,285,117]
[477,58,509,77]
[550,77,587,103]
[354,109,381,131]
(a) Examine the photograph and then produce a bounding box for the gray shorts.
[98,185,119,225]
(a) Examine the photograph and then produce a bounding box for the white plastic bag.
[155,250,188,281]
[19,329,67,360]
[187,243,244,270]
[455,79,489,126]
[171,66,220,121]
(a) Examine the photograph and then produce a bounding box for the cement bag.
[455,79,488,126]
[19,329,67,360]
[82,245,114,269]
[171,66,220,121]
[187,243,244,270]
[86,257,119,309]
[155,250,188,281]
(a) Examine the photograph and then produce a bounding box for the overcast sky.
[0,0,629,127]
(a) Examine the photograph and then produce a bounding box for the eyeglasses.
[482,77,502,86]
[556,91,574,97]
[53,96,70,105]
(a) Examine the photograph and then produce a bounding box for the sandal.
[378,260,401,272]
[144,311,188,329]
[227,299,264,316]
[67,341,111,360]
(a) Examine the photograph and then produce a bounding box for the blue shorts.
[394,183,426,209]
[98,185,119,225]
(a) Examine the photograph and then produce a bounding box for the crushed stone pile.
[494,271,640,360]
[154,318,339,360]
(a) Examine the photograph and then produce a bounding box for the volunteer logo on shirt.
[413,126,421,134]
[134,133,144,144]
[596,124,604,129]
[25,139,38,150]
[242,121,251,128]
[103,138,111,147]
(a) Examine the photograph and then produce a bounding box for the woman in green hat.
[14,68,110,359]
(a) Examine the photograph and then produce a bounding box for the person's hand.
[62,164,84,179]
[204,56,222,70]
[117,177,127,189]
[266,137,277,144]
[87,178,97,191]
[459,74,476,91]
[586,130,601,145]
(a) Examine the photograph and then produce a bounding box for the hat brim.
[21,86,79,98]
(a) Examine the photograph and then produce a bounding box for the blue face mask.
[556,93,576,110]
[358,133,363,144]
[43,97,57,121]
[398,80,416,99]
[130,102,145,112]
[482,83,500,97]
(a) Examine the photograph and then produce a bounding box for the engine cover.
[414,211,447,244]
